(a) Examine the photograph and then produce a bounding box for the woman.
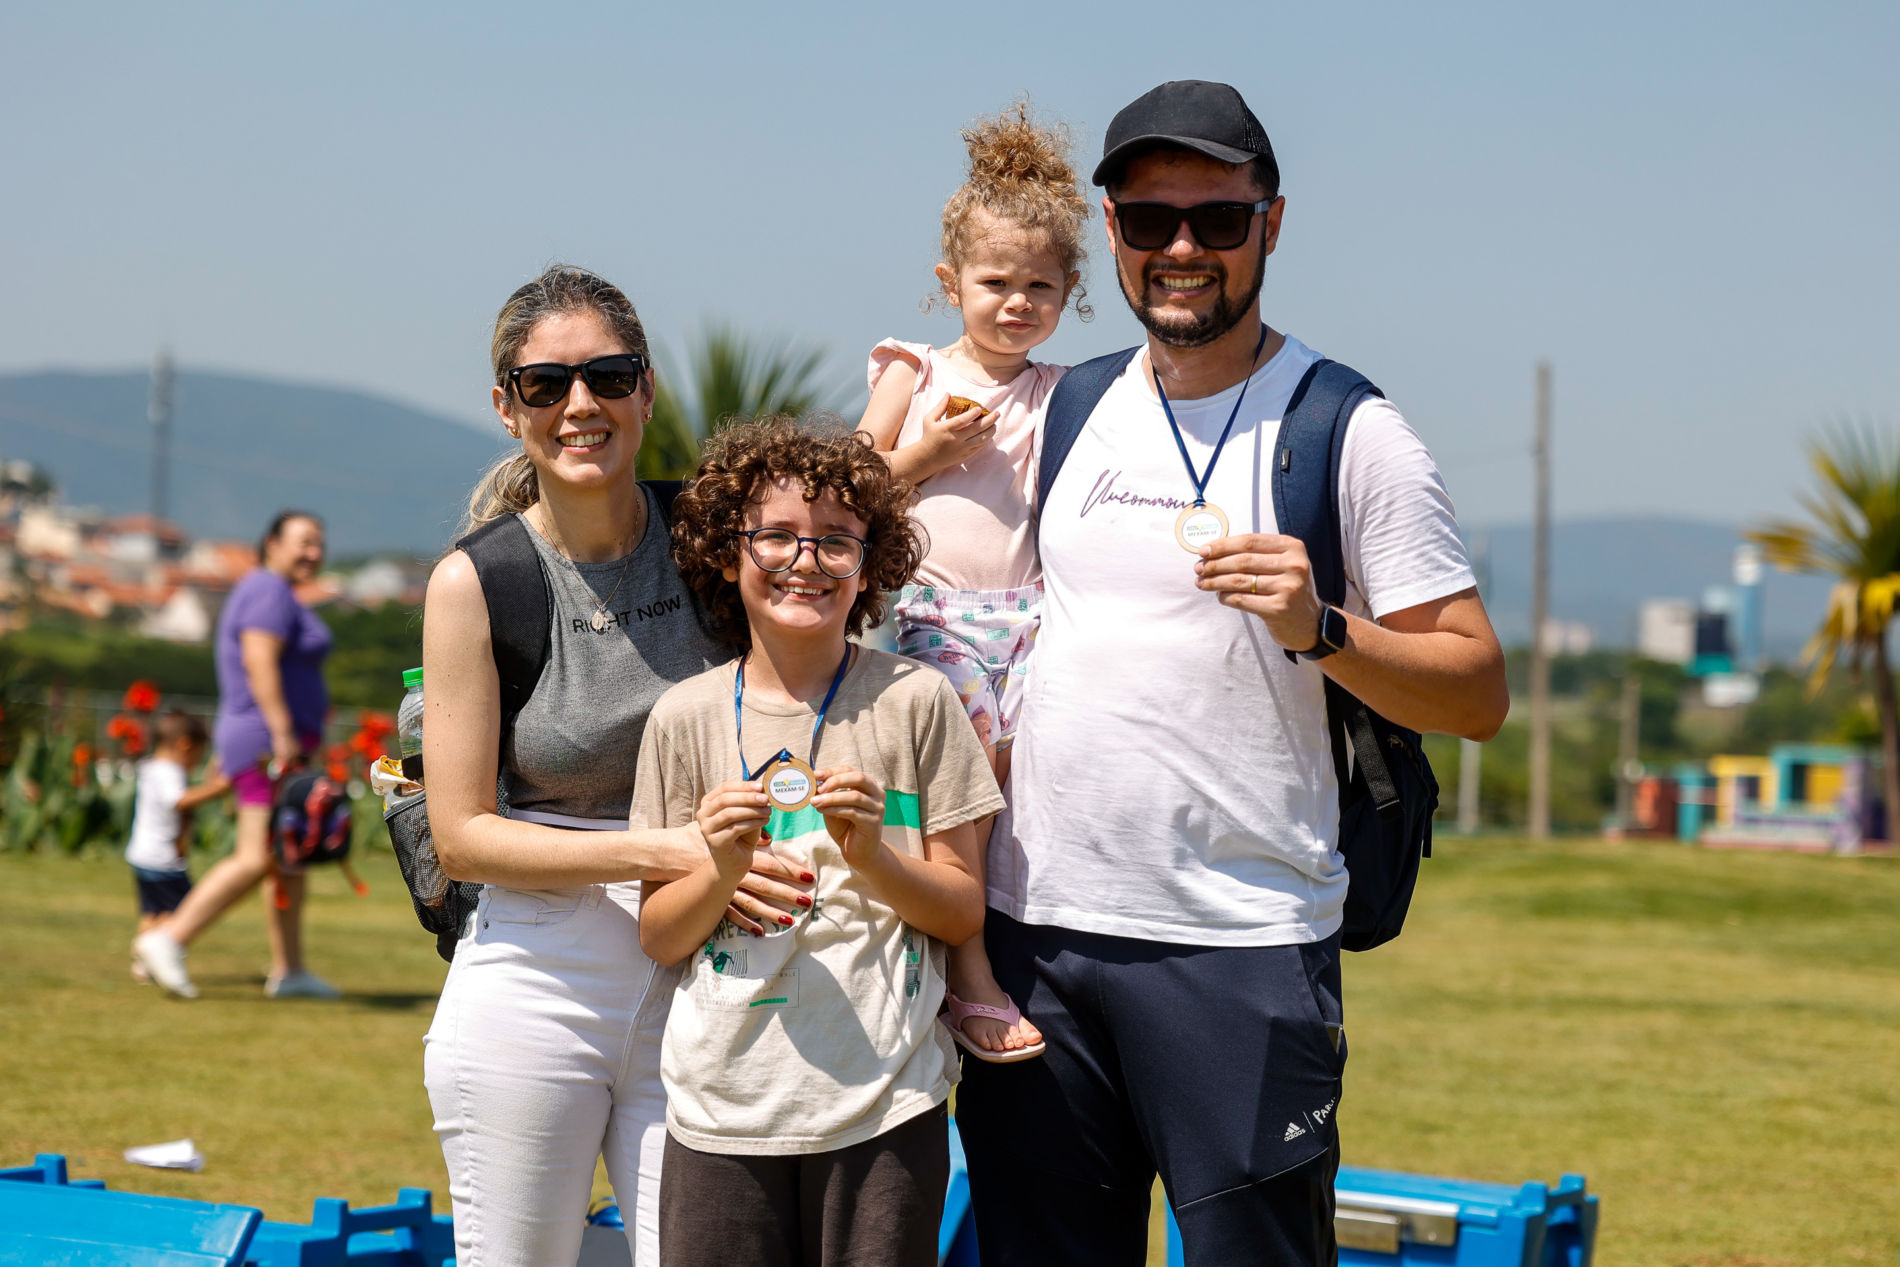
[133,510,336,1000]
[421,265,809,1266]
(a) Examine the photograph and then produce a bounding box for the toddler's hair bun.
[964,104,1080,193]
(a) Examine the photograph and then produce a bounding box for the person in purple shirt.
[134,510,338,1000]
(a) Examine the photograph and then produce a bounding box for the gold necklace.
[531,501,645,633]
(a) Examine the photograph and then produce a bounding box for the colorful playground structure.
[1,1137,1598,1266]
[1621,742,1884,853]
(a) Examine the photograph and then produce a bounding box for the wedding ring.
[1249,574,1258,595]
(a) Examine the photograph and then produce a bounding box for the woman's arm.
[859,362,994,487]
[238,630,300,767]
[639,782,773,965]
[813,768,985,945]
[422,549,705,887]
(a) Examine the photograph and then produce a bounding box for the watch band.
[1298,605,1347,661]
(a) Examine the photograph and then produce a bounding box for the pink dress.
[867,340,1064,593]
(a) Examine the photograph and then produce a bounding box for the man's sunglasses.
[1110,199,1275,252]
[507,353,649,409]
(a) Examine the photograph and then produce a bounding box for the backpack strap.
[1269,358,1406,822]
[456,515,550,743]
[1037,346,1141,517]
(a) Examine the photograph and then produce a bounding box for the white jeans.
[425,882,680,1266]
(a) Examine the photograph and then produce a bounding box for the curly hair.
[672,415,925,649]
[934,100,1092,319]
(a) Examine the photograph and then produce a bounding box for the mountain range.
[0,368,1841,659]
[0,367,507,557]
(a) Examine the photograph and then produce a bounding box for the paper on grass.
[124,1138,205,1171]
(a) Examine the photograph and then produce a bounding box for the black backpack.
[385,481,683,962]
[1038,350,1438,952]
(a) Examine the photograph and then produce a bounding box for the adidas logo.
[1284,1122,1307,1142]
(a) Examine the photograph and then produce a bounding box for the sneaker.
[132,929,197,999]
[264,970,341,1000]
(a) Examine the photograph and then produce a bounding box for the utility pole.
[149,348,173,527]
[1615,671,1641,828]
[1458,532,1491,834]
[1529,362,1552,840]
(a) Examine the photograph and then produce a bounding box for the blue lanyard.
[1154,324,1270,507]
[733,647,853,780]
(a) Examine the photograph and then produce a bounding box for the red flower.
[122,680,161,713]
[71,743,94,786]
[106,715,148,757]
[326,742,353,785]
[348,712,396,762]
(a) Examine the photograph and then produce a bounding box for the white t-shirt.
[991,334,1475,947]
[124,758,189,873]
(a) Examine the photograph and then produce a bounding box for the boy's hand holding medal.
[695,780,772,881]
[812,767,889,870]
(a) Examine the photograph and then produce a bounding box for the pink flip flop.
[942,990,1046,1063]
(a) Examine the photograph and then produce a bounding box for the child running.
[857,102,1089,1061]
[636,419,1001,1267]
[125,711,230,982]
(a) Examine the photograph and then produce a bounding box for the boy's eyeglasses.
[739,529,868,580]
[1110,199,1275,252]
[507,354,649,408]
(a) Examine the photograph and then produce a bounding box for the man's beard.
[1117,248,1268,349]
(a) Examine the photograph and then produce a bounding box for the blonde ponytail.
[462,452,541,534]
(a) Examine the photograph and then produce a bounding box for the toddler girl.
[858,103,1089,1060]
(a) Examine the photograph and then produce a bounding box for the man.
[957,81,1509,1265]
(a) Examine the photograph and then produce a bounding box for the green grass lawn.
[1,838,1896,1264]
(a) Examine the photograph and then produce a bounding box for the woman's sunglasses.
[507,353,649,409]
[1110,199,1275,252]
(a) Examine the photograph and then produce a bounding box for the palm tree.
[1748,424,1900,833]
[638,326,840,480]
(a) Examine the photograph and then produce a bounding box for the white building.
[1638,599,1697,664]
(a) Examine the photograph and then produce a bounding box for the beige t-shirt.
[632,647,1005,1155]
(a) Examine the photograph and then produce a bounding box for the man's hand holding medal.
[1193,533,1328,655]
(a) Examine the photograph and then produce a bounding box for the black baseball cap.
[1092,80,1278,192]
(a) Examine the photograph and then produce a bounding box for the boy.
[126,711,230,982]
[635,418,1001,1267]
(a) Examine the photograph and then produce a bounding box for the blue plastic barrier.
[0,1179,263,1267]
[0,1153,104,1189]
[246,1188,454,1267]
[1162,1166,1598,1267]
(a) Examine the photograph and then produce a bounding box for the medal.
[758,755,818,812]
[1155,325,1271,553]
[1174,503,1229,552]
[734,647,853,814]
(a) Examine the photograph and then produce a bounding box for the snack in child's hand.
[945,395,986,418]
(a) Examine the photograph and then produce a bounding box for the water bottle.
[397,667,425,785]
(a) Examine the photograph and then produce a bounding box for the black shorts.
[131,865,193,916]
[659,1104,948,1267]
[958,911,1346,1267]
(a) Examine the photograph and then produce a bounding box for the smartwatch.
[1297,605,1347,661]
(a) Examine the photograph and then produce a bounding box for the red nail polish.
[796,895,813,907]
[780,914,795,926]
[801,872,815,883]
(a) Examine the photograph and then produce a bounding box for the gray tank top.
[502,489,732,821]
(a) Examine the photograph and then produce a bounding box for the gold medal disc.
[760,756,818,812]
[1175,503,1229,553]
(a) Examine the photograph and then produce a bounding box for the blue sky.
[2,0,1894,527]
